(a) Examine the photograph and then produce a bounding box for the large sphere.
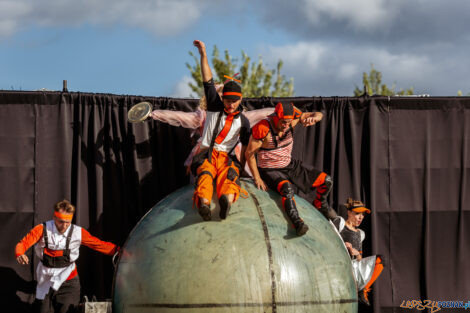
[113,180,357,313]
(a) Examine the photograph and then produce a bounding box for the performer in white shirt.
[190,40,251,221]
[15,199,119,313]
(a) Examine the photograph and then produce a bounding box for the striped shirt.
[253,118,293,169]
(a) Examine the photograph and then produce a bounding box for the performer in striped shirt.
[245,102,337,236]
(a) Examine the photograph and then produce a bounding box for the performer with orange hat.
[191,40,251,221]
[332,198,385,306]
[15,199,119,313]
[245,101,336,235]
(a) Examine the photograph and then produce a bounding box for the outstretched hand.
[301,112,323,127]
[17,254,29,265]
[193,40,206,55]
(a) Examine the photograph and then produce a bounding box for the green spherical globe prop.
[113,180,357,313]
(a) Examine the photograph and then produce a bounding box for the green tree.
[353,64,414,96]
[457,90,470,96]
[186,46,294,98]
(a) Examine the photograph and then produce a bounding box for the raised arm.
[193,40,212,83]
[149,109,205,129]
[244,108,275,127]
[193,40,223,111]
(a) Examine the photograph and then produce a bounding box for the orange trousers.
[364,256,384,291]
[194,149,241,207]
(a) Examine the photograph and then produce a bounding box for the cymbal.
[128,101,152,123]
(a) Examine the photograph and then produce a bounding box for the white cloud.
[301,0,392,30]
[0,0,207,38]
[170,76,195,98]
[0,1,32,37]
[263,41,439,96]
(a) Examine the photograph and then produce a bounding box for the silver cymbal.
[128,101,152,123]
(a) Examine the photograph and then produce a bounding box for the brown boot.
[198,202,211,221]
[294,221,309,236]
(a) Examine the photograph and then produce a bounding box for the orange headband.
[54,211,73,221]
[223,91,242,97]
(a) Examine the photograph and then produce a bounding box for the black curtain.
[1,91,468,312]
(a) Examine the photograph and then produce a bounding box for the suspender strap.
[207,111,224,162]
[42,222,49,248]
[65,224,74,250]
[267,119,278,147]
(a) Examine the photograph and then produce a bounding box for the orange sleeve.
[252,119,270,140]
[15,224,44,257]
[81,228,119,256]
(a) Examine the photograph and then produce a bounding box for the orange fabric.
[223,92,242,97]
[252,119,270,140]
[215,113,237,144]
[15,224,44,257]
[293,107,302,119]
[223,75,241,83]
[351,206,371,214]
[54,211,73,221]
[80,229,119,256]
[194,149,241,206]
[66,266,78,281]
[363,256,384,291]
[312,172,327,188]
[44,247,64,257]
[274,102,297,119]
[277,180,290,193]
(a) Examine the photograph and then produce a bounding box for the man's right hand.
[17,254,29,265]
[254,177,268,191]
[193,40,206,55]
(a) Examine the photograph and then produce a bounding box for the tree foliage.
[353,64,414,96]
[186,46,294,98]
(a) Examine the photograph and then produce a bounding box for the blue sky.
[1,0,469,97]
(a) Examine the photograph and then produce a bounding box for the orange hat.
[348,204,371,214]
[271,102,302,119]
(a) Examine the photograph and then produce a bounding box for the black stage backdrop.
[0,91,468,313]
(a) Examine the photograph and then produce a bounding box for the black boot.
[313,175,336,220]
[294,220,309,236]
[219,195,231,220]
[318,204,337,220]
[358,289,370,306]
[279,181,308,236]
[198,201,211,221]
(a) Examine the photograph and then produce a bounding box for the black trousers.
[259,159,323,194]
[34,276,80,313]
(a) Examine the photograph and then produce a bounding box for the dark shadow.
[0,267,35,313]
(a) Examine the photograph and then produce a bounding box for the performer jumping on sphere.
[190,40,250,221]
[148,84,273,177]
[245,101,337,236]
